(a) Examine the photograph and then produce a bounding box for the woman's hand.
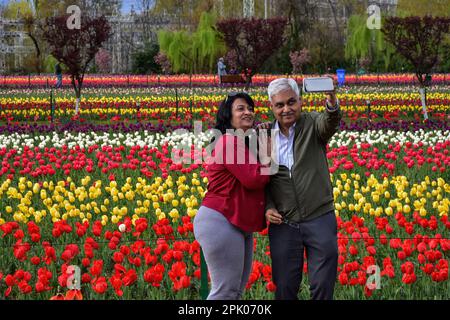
[258,131,272,159]
[256,122,272,130]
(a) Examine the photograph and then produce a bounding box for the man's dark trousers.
[268,211,338,300]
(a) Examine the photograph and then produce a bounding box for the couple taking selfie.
[193,78,342,300]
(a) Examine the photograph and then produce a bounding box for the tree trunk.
[327,0,343,45]
[419,87,429,120]
[75,85,81,115]
[75,97,80,115]
[244,75,252,92]
[71,76,81,115]
[27,32,41,74]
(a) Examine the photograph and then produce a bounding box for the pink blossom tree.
[154,52,172,75]
[289,48,311,74]
[95,48,111,73]
[224,50,238,71]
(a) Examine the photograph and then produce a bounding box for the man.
[265,78,341,300]
[217,57,227,84]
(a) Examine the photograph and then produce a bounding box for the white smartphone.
[302,77,334,93]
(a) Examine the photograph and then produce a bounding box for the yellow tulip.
[372,194,380,203]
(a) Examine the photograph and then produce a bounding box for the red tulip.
[31,256,41,265]
[50,293,65,300]
[90,260,104,277]
[349,245,358,256]
[65,289,83,300]
[401,262,414,274]
[266,281,276,292]
[397,251,406,260]
[92,277,108,294]
[81,273,92,284]
[402,273,416,284]
[367,246,376,256]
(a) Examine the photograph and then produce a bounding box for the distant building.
[104,10,182,73]
[0,19,34,74]
[313,0,398,22]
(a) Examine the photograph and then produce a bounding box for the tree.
[95,48,111,73]
[395,0,450,74]
[289,48,310,74]
[224,49,238,70]
[326,0,344,46]
[75,0,122,16]
[154,52,172,74]
[307,20,343,73]
[153,0,214,30]
[397,0,450,17]
[41,15,111,114]
[382,16,450,116]
[191,12,226,73]
[271,0,317,51]
[345,15,396,72]
[131,43,161,74]
[382,16,450,87]
[158,11,225,73]
[158,30,192,73]
[2,0,67,73]
[340,0,366,17]
[216,17,287,89]
[43,54,59,73]
[1,0,33,18]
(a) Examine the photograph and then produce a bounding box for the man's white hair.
[267,78,300,101]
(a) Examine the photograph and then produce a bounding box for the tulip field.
[0,77,449,300]
[1,73,448,88]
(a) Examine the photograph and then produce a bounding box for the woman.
[194,92,270,300]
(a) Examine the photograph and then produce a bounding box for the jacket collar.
[271,114,304,140]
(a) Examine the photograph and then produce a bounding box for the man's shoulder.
[297,112,320,124]
[303,111,321,118]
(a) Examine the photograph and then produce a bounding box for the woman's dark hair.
[214,92,255,134]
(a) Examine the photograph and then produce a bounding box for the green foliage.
[1,0,33,18]
[382,16,450,86]
[158,30,189,73]
[43,54,59,73]
[158,12,225,73]
[168,31,192,73]
[131,43,162,75]
[259,46,292,74]
[397,0,450,17]
[345,15,397,72]
[192,12,226,72]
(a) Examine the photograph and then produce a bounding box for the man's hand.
[324,77,338,107]
[265,208,283,225]
[325,91,337,107]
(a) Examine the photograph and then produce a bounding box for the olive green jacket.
[266,107,342,223]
